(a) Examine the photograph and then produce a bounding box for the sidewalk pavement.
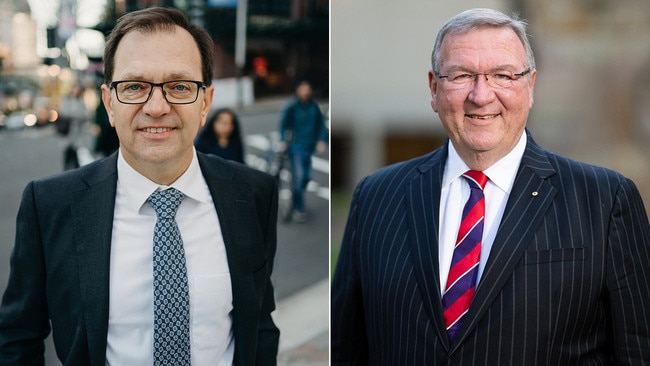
[274,278,329,366]
[246,97,329,365]
[231,96,290,116]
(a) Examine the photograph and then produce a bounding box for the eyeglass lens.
[114,81,202,104]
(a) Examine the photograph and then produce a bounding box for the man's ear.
[100,84,115,127]
[428,70,439,113]
[527,68,537,108]
[200,85,215,127]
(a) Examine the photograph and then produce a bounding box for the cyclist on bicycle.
[279,79,328,223]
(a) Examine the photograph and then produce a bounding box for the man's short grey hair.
[431,8,536,73]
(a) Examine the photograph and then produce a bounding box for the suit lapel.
[406,146,451,349]
[197,154,259,363]
[450,135,558,350]
[71,154,118,365]
[196,154,252,273]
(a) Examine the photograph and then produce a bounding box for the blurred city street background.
[0,0,329,364]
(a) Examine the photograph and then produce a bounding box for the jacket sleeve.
[606,177,650,363]
[331,177,369,365]
[0,181,50,365]
[278,103,293,143]
[316,107,328,143]
[255,175,280,365]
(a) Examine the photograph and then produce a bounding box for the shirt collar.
[117,148,211,213]
[443,131,527,194]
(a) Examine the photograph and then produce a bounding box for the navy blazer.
[0,152,279,365]
[332,132,650,365]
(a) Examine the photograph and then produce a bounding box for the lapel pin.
[532,191,539,197]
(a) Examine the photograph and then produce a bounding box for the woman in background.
[195,108,245,164]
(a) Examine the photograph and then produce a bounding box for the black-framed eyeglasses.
[434,69,531,89]
[109,80,207,105]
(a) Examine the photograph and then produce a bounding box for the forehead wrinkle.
[115,72,198,82]
[443,64,525,73]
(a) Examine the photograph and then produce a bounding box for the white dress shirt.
[438,132,527,295]
[106,149,234,365]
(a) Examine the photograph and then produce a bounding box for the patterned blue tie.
[148,188,191,365]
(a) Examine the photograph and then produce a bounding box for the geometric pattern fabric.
[147,188,191,365]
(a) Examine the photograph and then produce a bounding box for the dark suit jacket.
[332,133,650,365]
[0,152,279,365]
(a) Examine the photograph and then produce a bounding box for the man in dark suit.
[332,8,650,365]
[0,7,279,365]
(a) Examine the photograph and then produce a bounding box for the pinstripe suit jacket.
[332,132,650,365]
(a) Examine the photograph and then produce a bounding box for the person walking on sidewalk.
[58,82,90,170]
[279,79,328,223]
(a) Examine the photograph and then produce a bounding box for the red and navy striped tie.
[442,170,488,341]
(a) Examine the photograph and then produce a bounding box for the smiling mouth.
[142,127,174,133]
[466,114,500,120]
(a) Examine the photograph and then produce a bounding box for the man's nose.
[467,74,495,105]
[142,87,171,116]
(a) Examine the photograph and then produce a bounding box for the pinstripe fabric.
[331,132,650,365]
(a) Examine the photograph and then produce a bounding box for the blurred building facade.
[0,0,47,118]
[331,0,650,208]
[1,0,327,122]
[0,0,40,72]
[98,0,328,98]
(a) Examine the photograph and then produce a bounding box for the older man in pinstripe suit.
[332,8,650,365]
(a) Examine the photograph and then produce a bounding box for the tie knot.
[463,170,488,190]
[148,188,184,219]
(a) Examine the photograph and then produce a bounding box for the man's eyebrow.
[113,73,145,81]
[441,64,522,73]
[489,64,522,72]
[442,65,474,73]
[166,72,199,80]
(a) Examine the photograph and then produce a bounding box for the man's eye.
[452,73,474,81]
[173,85,189,91]
[166,83,194,95]
[122,83,146,92]
[167,83,192,92]
[493,73,514,81]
